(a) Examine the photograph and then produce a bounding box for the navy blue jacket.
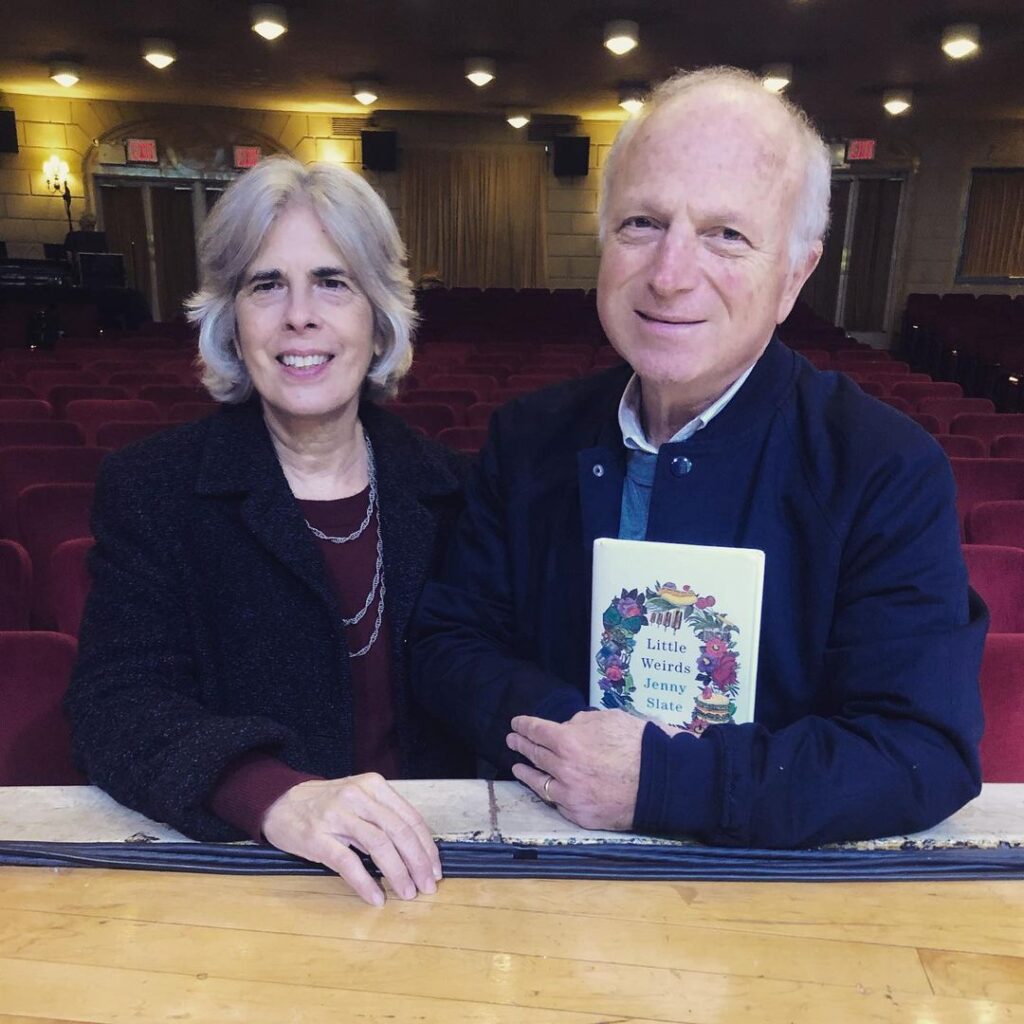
[67,399,473,841]
[412,338,987,848]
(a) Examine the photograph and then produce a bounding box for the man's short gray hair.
[187,155,415,403]
[599,66,832,268]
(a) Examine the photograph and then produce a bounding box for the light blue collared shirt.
[616,366,755,540]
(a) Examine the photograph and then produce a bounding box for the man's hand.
[506,709,649,831]
[261,774,442,906]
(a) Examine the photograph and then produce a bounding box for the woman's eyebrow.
[311,266,348,279]
[246,269,282,285]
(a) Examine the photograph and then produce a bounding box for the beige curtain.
[402,147,547,288]
[960,171,1024,279]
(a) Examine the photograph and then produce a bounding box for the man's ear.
[776,241,823,324]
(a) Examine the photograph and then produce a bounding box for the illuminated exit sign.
[233,145,262,169]
[847,139,876,161]
[126,138,158,163]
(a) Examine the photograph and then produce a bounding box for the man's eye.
[621,216,658,230]
[720,227,747,243]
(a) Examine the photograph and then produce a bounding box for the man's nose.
[649,231,701,296]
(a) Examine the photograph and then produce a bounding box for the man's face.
[597,89,821,409]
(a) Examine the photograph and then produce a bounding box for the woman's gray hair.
[187,155,415,402]
[599,66,832,269]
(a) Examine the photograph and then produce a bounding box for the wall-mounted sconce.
[43,154,68,193]
[43,155,73,230]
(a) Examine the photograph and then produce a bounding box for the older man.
[412,67,986,848]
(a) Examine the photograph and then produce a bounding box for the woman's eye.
[252,280,280,293]
[321,278,350,291]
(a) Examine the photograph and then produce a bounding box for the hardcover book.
[590,538,765,733]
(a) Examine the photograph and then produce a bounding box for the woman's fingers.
[261,776,440,905]
[365,777,443,881]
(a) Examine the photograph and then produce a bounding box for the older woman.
[67,156,471,906]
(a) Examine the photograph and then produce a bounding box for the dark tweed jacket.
[67,397,473,841]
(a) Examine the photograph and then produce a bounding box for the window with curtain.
[958,169,1024,281]
[401,146,547,289]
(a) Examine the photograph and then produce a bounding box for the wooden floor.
[0,867,1022,1022]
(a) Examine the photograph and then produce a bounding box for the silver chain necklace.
[303,435,385,658]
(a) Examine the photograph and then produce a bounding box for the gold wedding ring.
[543,775,554,803]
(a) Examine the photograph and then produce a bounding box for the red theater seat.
[892,381,963,404]
[51,536,94,637]
[949,459,1024,535]
[950,414,1024,450]
[0,420,85,447]
[94,420,172,449]
[966,501,1024,548]
[64,399,161,445]
[992,435,1024,459]
[0,446,108,540]
[0,631,84,785]
[386,402,457,436]
[0,398,52,421]
[978,634,1024,782]
[0,385,35,400]
[909,413,941,434]
[48,385,132,418]
[16,481,96,628]
[0,538,32,629]
[961,544,1024,632]
[437,426,488,453]
[917,397,996,434]
[935,434,986,458]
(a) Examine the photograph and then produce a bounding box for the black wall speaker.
[361,130,398,172]
[553,135,589,177]
[0,110,18,154]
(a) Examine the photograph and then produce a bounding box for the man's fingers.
[510,715,564,751]
[511,761,561,806]
[506,729,562,777]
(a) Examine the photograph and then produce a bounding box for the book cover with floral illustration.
[590,538,765,733]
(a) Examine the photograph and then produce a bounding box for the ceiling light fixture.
[465,57,495,87]
[507,112,530,129]
[883,89,912,116]
[142,39,177,69]
[49,62,80,88]
[941,23,979,59]
[251,4,288,41]
[352,80,379,106]
[618,85,646,115]
[604,20,639,56]
[761,63,792,93]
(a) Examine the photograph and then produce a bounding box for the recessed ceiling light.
[883,89,912,116]
[507,112,530,129]
[251,4,288,41]
[465,57,495,87]
[618,85,646,115]
[761,63,792,93]
[352,80,379,106]
[142,39,177,70]
[604,20,639,56]
[49,62,81,88]
[941,23,979,59]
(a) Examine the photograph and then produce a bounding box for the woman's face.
[234,202,377,427]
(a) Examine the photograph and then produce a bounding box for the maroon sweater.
[210,486,399,838]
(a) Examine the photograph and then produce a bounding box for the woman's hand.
[261,774,442,906]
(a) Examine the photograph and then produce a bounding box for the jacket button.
[592,464,605,478]
[670,456,693,476]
